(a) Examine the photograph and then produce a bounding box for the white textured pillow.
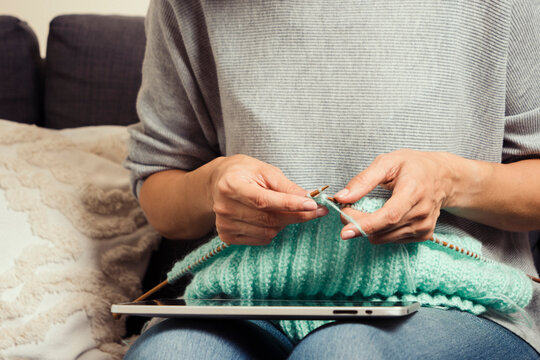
[0,120,160,360]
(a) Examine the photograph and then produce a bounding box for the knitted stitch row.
[168,196,532,342]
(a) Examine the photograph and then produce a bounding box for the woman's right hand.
[210,154,328,245]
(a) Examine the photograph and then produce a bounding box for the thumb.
[334,158,395,204]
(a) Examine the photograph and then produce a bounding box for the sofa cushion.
[0,120,160,359]
[44,15,145,128]
[0,16,42,125]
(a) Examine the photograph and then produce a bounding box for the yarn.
[167,195,533,342]
[314,194,417,293]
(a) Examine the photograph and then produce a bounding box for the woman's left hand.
[334,149,457,244]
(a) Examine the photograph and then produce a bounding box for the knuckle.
[216,219,238,235]
[414,205,431,220]
[361,221,375,236]
[432,207,441,220]
[417,220,433,234]
[256,211,275,227]
[376,153,394,167]
[413,219,435,241]
[216,176,234,196]
[231,153,249,163]
[396,148,410,156]
[402,226,417,238]
[374,153,387,163]
[384,207,403,225]
[350,173,369,188]
[214,218,229,232]
[283,181,302,196]
[253,194,269,209]
[263,227,279,240]
[212,202,229,216]
[215,217,224,229]
[282,196,297,211]
[270,165,284,176]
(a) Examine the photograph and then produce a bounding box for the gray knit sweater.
[125,0,540,352]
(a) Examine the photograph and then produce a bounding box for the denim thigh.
[124,318,293,360]
[290,308,539,360]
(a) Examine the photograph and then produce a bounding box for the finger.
[346,179,421,237]
[334,156,399,204]
[339,208,370,240]
[263,168,310,197]
[216,217,280,244]
[227,182,317,212]
[369,223,433,244]
[219,233,273,246]
[214,199,328,227]
[339,180,420,240]
[277,206,329,226]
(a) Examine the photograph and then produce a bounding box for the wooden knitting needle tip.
[309,185,329,197]
[112,279,170,320]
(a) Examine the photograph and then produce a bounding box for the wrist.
[201,156,227,210]
[442,153,494,210]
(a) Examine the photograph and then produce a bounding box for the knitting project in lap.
[168,196,532,342]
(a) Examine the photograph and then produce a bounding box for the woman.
[125,0,540,358]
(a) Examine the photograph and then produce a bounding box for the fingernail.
[334,189,349,199]
[316,207,328,217]
[341,229,356,240]
[303,200,318,211]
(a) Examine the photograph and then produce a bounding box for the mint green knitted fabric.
[167,196,533,342]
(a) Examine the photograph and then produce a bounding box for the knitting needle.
[114,187,330,319]
[112,280,169,319]
[308,185,340,203]
[113,242,232,319]
[309,185,329,197]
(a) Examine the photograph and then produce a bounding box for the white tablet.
[111,298,420,320]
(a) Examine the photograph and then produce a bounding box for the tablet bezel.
[111,298,420,320]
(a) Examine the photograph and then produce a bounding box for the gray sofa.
[1,14,538,338]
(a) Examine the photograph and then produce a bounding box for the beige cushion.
[0,120,160,359]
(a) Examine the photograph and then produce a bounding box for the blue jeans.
[124,308,539,359]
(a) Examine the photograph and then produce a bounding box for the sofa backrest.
[0,16,42,125]
[44,15,146,128]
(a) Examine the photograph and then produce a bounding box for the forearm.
[445,155,540,231]
[138,158,225,240]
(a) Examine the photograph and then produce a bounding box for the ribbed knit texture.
[168,196,532,342]
[127,0,540,350]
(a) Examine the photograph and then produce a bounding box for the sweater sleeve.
[124,0,220,198]
[502,0,540,163]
